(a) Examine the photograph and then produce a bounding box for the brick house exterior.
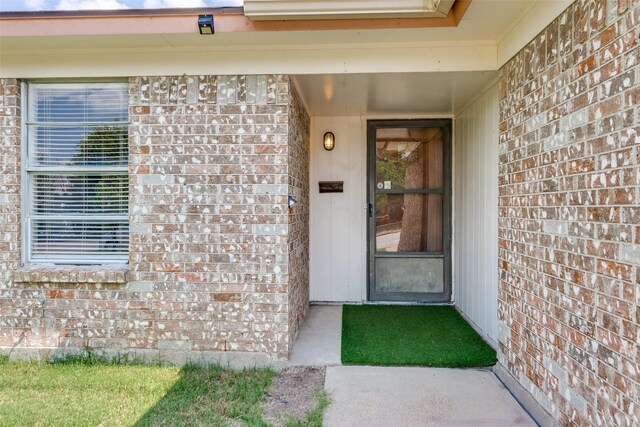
[0,75,310,362]
[498,1,639,424]
[0,0,638,425]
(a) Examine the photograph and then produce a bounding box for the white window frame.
[22,81,129,265]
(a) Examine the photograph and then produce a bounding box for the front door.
[367,119,451,302]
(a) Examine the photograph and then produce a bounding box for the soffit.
[292,71,498,116]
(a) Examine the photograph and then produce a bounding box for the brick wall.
[0,80,21,285]
[498,1,639,425]
[286,84,310,348]
[0,75,310,362]
[0,80,23,349]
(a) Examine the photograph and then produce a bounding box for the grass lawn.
[341,305,497,367]
[0,355,326,427]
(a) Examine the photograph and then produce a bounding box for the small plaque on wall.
[319,181,344,193]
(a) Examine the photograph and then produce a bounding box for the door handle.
[368,203,373,218]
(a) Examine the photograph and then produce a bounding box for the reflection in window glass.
[31,125,128,167]
[375,194,442,253]
[375,127,443,190]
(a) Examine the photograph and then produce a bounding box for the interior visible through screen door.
[367,120,451,302]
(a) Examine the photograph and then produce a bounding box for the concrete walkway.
[289,306,536,426]
[288,305,342,366]
[323,366,536,426]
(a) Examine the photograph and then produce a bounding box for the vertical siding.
[453,82,499,343]
[309,117,366,302]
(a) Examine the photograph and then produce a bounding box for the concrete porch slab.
[323,366,536,426]
[288,305,342,366]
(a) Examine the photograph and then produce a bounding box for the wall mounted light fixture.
[323,132,335,151]
[198,15,214,35]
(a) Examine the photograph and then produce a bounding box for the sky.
[0,0,243,12]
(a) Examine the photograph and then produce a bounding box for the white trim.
[25,167,128,173]
[0,43,498,79]
[25,122,128,126]
[450,115,455,304]
[27,255,129,265]
[20,80,29,267]
[28,215,127,221]
[496,0,574,68]
[23,81,130,265]
[495,1,539,49]
[243,0,453,20]
[0,2,572,77]
[23,81,127,89]
[290,75,311,117]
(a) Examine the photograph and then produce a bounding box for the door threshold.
[363,301,453,306]
[310,301,348,306]
[311,301,455,306]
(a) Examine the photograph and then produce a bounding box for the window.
[25,82,129,264]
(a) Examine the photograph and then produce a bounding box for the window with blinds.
[25,82,129,264]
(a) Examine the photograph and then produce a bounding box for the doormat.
[341,305,497,367]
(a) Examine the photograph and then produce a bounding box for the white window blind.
[25,83,129,264]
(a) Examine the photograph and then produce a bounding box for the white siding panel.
[453,82,499,344]
[348,117,367,302]
[310,117,366,302]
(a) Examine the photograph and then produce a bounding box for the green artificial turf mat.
[341,305,497,367]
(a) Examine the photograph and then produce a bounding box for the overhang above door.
[293,71,497,117]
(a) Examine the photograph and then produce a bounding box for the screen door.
[367,120,451,302]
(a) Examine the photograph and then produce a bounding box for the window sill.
[12,265,129,284]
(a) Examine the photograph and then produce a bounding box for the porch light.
[198,15,214,35]
[323,132,335,151]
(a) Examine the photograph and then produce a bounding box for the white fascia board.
[497,0,574,68]
[0,42,497,78]
[243,0,454,20]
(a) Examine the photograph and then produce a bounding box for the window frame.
[21,80,130,265]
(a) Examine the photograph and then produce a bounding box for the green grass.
[0,353,327,427]
[135,363,276,426]
[341,305,497,367]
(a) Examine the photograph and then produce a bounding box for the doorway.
[367,119,452,302]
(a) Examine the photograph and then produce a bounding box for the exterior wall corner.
[0,74,311,362]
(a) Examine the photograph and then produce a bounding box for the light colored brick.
[619,243,640,264]
[0,75,310,363]
[499,2,639,425]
